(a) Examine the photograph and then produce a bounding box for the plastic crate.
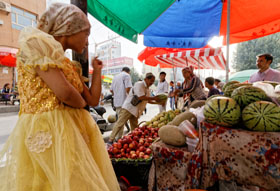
[111,158,153,188]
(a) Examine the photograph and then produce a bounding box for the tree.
[232,33,280,71]
[130,67,143,85]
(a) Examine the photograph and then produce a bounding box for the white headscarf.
[38,3,91,36]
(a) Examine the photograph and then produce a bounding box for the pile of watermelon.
[204,81,280,132]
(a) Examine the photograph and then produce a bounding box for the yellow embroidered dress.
[0,27,120,191]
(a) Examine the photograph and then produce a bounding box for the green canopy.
[87,0,175,43]
[229,69,258,82]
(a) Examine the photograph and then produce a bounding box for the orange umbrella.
[0,54,16,67]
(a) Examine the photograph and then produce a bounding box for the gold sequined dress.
[0,27,120,191]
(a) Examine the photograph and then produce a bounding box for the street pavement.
[0,103,169,150]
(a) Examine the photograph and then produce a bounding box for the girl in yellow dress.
[0,3,120,191]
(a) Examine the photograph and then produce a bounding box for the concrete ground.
[0,102,168,150]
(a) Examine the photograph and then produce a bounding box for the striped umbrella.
[138,47,226,70]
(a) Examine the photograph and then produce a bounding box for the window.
[11,6,37,30]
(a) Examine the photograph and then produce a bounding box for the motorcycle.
[90,94,130,134]
[89,106,114,134]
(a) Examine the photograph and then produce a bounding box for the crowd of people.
[107,64,226,144]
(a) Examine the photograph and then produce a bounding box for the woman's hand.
[92,56,103,71]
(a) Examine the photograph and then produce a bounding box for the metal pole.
[225,0,231,82]
[197,57,200,78]
[172,58,176,83]
[71,0,89,110]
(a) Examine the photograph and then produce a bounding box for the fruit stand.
[107,81,280,190]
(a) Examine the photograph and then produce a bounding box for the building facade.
[101,56,133,75]
[0,0,46,88]
[96,41,121,61]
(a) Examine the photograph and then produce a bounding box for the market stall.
[107,80,280,190]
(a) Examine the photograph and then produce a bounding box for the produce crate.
[111,158,153,189]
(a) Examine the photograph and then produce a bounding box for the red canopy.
[0,47,18,67]
[220,0,280,45]
[0,54,16,67]
[138,47,226,70]
[138,47,195,68]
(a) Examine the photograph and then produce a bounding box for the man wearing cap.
[108,73,161,143]
[249,53,280,83]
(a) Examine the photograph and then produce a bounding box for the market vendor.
[108,73,162,144]
[249,53,280,83]
[175,66,206,107]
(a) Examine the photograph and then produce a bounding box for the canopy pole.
[225,0,231,83]
[172,58,176,83]
[71,0,89,110]
[197,57,200,78]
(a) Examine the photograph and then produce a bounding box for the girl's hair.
[3,83,9,89]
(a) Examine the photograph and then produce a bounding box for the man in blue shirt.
[205,77,220,98]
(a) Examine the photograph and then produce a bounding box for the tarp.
[87,0,175,42]
[229,69,258,82]
[138,47,226,70]
[143,0,280,48]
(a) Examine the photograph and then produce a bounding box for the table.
[194,122,280,190]
[149,122,280,190]
[148,140,195,191]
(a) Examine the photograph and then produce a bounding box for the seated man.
[205,77,220,98]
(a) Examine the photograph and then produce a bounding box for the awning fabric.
[155,47,226,70]
[101,75,113,83]
[143,0,223,48]
[229,69,258,82]
[143,0,280,48]
[87,0,175,42]
[0,47,18,67]
[138,47,196,68]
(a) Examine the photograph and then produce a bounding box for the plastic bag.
[275,84,280,94]
[186,137,199,152]
[253,82,276,97]
[176,120,198,139]
[189,106,205,128]
[177,97,184,110]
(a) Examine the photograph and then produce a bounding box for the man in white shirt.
[249,53,280,83]
[110,67,132,138]
[156,72,169,112]
[108,73,161,143]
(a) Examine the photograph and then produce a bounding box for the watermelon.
[224,83,251,97]
[231,86,268,109]
[157,94,168,103]
[242,101,280,132]
[206,94,226,103]
[222,81,240,92]
[108,115,117,123]
[204,97,241,127]
[262,81,280,88]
